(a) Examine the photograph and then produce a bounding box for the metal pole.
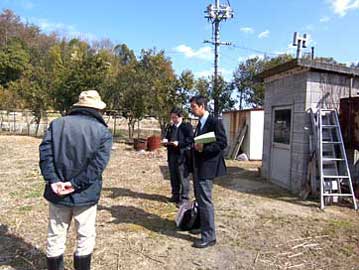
[204,1,233,116]
[13,111,16,133]
[214,1,220,117]
[311,46,315,60]
[296,40,302,59]
[114,112,117,137]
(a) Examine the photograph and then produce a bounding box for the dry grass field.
[0,135,359,270]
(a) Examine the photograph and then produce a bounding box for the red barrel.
[147,135,161,151]
[134,138,147,151]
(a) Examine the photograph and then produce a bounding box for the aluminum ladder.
[317,109,358,210]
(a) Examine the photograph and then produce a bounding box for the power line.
[229,44,279,57]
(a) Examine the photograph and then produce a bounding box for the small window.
[273,109,291,144]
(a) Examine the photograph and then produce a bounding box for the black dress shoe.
[192,239,216,248]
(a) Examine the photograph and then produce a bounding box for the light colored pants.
[46,203,97,257]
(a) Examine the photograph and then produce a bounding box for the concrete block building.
[258,59,359,193]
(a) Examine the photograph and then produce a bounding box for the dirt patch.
[0,135,358,270]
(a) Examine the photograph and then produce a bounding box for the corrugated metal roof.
[223,108,264,114]
[257,59,359,81]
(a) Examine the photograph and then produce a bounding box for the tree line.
[0,9,295,138]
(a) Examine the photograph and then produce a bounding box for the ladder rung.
[322,158,344,161]
[323,193,354,197]
[322,141,341,144]
[323,175,349,179]
[322,125,338,128]
[320,109,335,112]
[323,159,339,163]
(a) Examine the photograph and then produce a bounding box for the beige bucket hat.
[73,90,106,110]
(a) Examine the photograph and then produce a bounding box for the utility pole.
[204,0,233,116]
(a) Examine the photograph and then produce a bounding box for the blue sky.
[1,0,359,80]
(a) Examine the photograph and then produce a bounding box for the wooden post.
[13,110,16,133]
[113,113,117,137]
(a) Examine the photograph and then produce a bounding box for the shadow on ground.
[103,187,169,203]
[98,204,197,242]
[159,162,319,208]
[0,224,46,269]
[215,165,320,208]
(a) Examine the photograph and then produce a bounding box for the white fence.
[0,110,51,137]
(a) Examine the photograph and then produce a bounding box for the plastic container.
[147,135,161,151]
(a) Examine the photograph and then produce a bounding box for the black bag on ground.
[175,200,200,231]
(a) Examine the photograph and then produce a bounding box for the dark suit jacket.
[165,122,193,163]
[194,115,227,179]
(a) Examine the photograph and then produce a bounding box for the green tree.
[139,49,177,135]
[193,75,234,114]
[195,77,210,98]
[104,43,137,111]
[119,65,148,139]
[50,39,111,114]
[233,54,293,108]
[0,38,30,87]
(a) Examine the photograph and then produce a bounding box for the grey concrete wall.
[263,70,359,194]
[305,72,359,110]
[262,71,308,193]
[306,72,359,183]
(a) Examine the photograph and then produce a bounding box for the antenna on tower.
[204,0,234,116]
[292,32,308,59]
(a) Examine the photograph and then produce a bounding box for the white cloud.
[173,45,212,61]
[194,68,233,80]
[305,24,315,31]
[195,70,212,78]
[28,17,97,41]
[32,18,75,32]
[237,56,244,62]
[21,0,34,9]
[240,27,255,34]
[219,68,233,77]
[238,54,265,63]
[3,0,34,9]
[320,16,331,22]
[248,54,265,59]
[328,0,359,16]
[279,37,316,57]
[258,30,270,39]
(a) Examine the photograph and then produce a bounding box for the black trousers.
[168,153,190,201]
[194,177,216,242]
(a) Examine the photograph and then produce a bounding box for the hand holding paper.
[194,143,204,152]
[194,132,216,144]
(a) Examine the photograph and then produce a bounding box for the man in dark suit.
[190,95,227,248]
[163,107,193,206]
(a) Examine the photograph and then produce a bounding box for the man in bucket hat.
[39,90,113,270]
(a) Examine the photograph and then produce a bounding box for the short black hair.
[170,107,183,117]
[190,95,207,109]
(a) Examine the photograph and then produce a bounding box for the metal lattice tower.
[204,0,234,116]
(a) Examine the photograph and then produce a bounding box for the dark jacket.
[194,115,227,179]
[39,107,113,207]
[165,122,193,162]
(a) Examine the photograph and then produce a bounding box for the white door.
[270,106,292,188]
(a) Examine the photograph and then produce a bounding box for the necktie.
[195,121,201,136]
